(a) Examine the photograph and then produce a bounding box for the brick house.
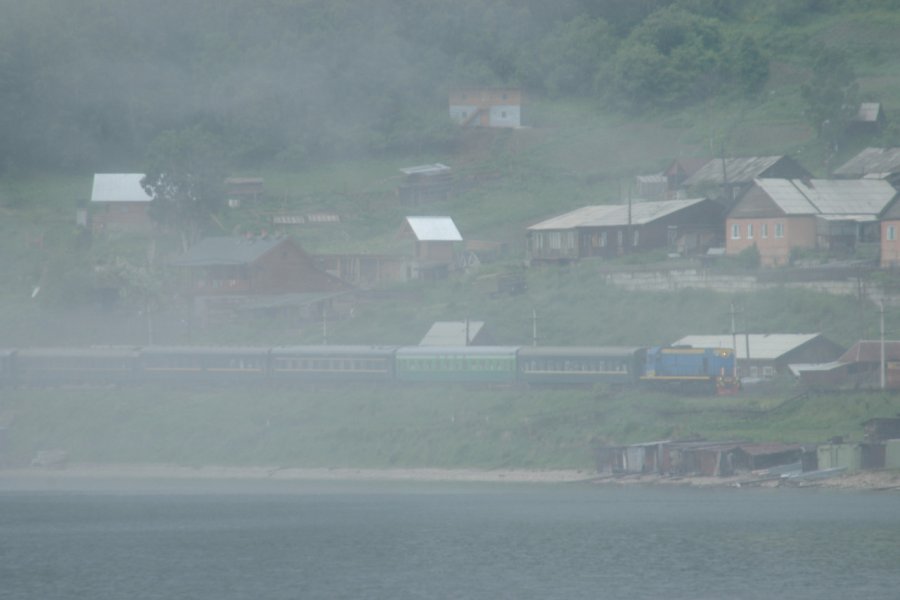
[527,198,723,263]
[726,178,897,267]
[90,173,154,233]
[449,87,522,128]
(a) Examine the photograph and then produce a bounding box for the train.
[0,344,739,393]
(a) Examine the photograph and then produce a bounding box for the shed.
[419,321,494,346]
[398,164,454,204]
[847,102,886,136]
[672,333,844,380]
[90,173,154,233]
[401,216,463,279]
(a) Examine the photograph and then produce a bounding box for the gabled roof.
[399,164,451,176]
[672,334,828,360]
[91,173,153,203]
[834,147,900,178]
[405,216,463,241]
[420,321,487,346]
[171,236,296,267]
[683,156,788,186]
[528,198,712,231]
[746,178,896,216]
[838,340,900,363]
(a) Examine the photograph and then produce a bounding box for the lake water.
[1,478,898,600]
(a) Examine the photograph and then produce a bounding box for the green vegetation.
[5,385,900,470]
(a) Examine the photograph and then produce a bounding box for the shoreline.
[2,463,900,491]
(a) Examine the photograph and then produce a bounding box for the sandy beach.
[2,463,900,491]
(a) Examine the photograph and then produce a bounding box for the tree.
[800,46,858,158]
[141,127,228,250]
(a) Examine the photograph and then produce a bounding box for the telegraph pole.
[881,300,886,390]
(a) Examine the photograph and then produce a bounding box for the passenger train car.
[0,344,738,393]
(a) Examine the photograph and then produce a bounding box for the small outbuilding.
[90,173,154,233]
[401,216,463,280]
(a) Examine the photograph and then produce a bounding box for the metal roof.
[672,334,824,360]
[838,340,900,363]
[405,216,462,241]
[683,156,786,186]
[399,163,451,176]
[171,236,290,266]
[528,198,709,230]
[91,173,153,203]
[752,178,896,216]
[834,147,900,177]
[855,102,882,122]
[420,321,486,346]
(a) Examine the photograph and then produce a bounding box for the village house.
[725,178,897,267]
[833,146,900,187]
[526,198,723,264]
[224,177,264,207]
[846,103,887,137]
[89,173,154,233]
[449,87,522,128]
[791,340,900,391]
[672,333,844,381]
[400,216,463,280]
[681,155,810,207]
[879,196,900,267]
[170,235,354,323]
[635,157,711,201]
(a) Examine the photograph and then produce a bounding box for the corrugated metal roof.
[752,178,896,215]
[420,321,485,346]
[672,334,823,360]
[684,156,785,186]
[834,147,900,177]
[171,236,290,266]
[528,198,709,230]
[838,340,900,363]
[91,173,153,203]
[399,163,451,176]
[405,216,463,241]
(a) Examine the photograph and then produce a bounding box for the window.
[731,224,740,240]
[599,231,607,247]
[633,230,640,246]
[889,225,896,241]
[775,223,784,238]
[747,223,754,239]
[761,223,768,239]
[617,230,624,245]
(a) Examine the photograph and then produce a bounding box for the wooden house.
[401,216,463,280]
[672,333,844,381]
[449,87,522,128]
[726,178,897,267]
[847,102,886,136]
[791,340,900,391]
[834,147,900,187]
[526,198,722,263]
[224,177,264,207]
[681,155,810,207]
[90,173,154,233]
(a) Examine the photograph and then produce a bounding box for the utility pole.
[880,300,886,390]
[731,302,738,379]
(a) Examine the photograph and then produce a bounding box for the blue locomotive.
[0,344,738,393]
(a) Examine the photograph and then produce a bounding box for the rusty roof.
[839,340,900,363]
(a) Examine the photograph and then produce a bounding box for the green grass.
[5,384,899,470]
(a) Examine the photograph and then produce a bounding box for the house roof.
[171,236,294,267]
[749,178,896,216]
[405,216,463,241]
[527,198,711,231]
[838,340,900,363]
[420,321,486,346]
[91,173,153,203]
[399,164,451,177]
[834,148,900,178]
[672,334,827,360]
[683,156,788,186]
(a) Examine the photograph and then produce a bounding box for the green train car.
[394,346,519,384]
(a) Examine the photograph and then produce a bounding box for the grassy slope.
[3,10,900,468]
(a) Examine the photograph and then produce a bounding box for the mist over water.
[2,481,898,600]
